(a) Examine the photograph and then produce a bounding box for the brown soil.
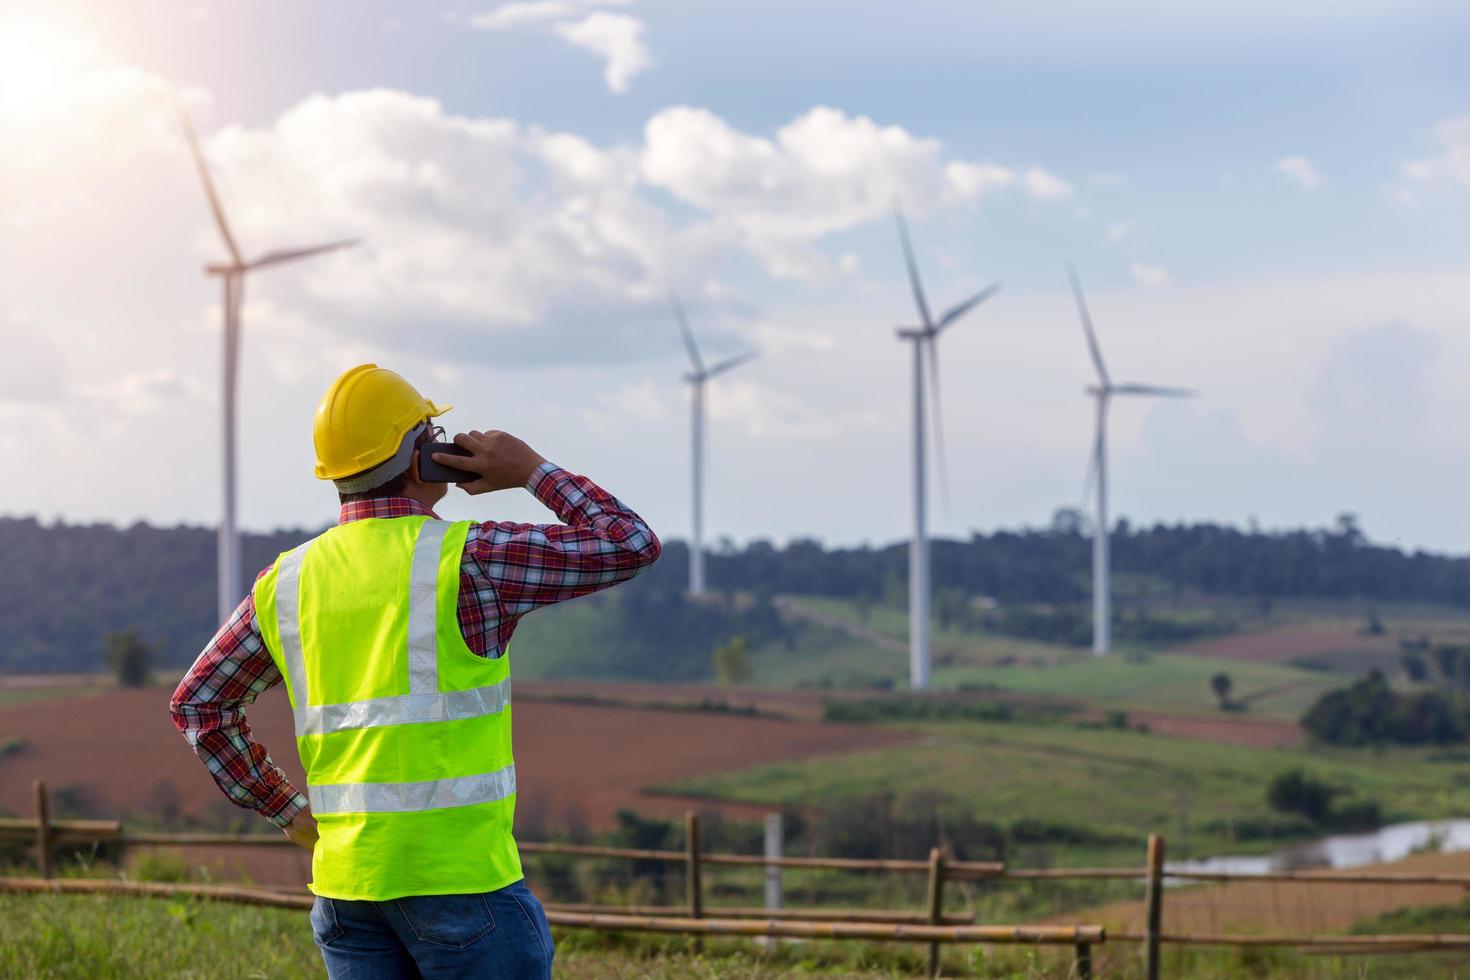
[0,683,908,834]
[1176,627,1395,665]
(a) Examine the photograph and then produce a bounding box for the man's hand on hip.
[282,811,319,850]
[437,430,547,495]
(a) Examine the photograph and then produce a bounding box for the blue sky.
[2,0,1469,552]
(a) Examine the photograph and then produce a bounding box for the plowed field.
[0,683,909,833]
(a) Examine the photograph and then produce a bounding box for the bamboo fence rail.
[0,877,1100,945]
[16,778,1470,974]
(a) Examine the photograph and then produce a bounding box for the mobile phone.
[418,441,478,484]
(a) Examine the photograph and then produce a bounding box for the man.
[171,363,661,978]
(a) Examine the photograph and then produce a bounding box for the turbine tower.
[1068,265,1195,655]
[179,106,360,625]
[670,292,758,596]
[893,208,1000,690]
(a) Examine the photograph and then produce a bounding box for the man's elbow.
[168,676,199,736]
[634,527,663,569]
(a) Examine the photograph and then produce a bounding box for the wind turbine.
[1068,265,1195,655]
[670,292,758,596]
[893,208,1000,690]
[178,106,360,625]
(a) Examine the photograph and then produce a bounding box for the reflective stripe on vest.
[274,542,312,706]
[311,762,517,815]
[293,678,512,737]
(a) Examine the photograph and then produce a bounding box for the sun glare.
[0,11,101,129]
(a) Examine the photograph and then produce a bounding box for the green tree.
[713,636,750,687]
[1209,672,1233,710]
[105,629,153,687]
[1401,653,1429,683]
[1267,769,1338,824]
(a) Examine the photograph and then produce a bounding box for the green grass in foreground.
[4,893,1469,979]
[664,718,1470,862]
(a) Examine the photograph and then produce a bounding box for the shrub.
[105,630,154,688]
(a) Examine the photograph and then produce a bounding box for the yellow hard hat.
[313,364,451,485]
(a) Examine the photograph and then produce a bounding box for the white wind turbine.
[178,106,360,624]
[1068,265,1195,655]
[670,292,758,596]
[894,208,1000,690]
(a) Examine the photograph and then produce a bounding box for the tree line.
[2,510,1467,673]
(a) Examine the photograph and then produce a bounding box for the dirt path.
[773,596,907,654]
[1176,627,1395,665]
[1126,711,1303,748]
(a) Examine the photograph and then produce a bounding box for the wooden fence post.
[33,780,53,880]
[759,812,783,951]
[685,810,703,950]
[925,846,946,977]
[1144,834,1166,980]
[1074,941,1093,980]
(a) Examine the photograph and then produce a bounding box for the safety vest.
[253,515,521,900]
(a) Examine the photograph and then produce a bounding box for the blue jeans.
[310,880,554,979]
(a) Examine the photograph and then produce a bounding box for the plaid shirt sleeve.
[461,462,662,653]
[168,586,308,828]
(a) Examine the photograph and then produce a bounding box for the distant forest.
[1,511,1467,673]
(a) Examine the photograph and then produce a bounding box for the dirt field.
[1059,848,1470,937]
[1176,626,1396,665]
[0,682,908,832]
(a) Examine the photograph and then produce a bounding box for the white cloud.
[1399,114,1470,194]
[471,1,580,29]
[1129,261,1169,288]
[553,12,651,94]
[1022,166,1073,200]
[708,379,863,439]
[471,1,650,94]
[1105,218,1137,244]
[641,105,1068,277]
[1273,155,1324,191]
[202,89,678,362]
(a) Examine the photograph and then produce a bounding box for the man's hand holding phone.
[432,430,547,495]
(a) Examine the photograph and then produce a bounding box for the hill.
[2,511,1468,676]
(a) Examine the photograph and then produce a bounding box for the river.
[1167,819,1470,876]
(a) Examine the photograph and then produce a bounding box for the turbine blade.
[936,282,1002,331]
[1066,263,1110,386]
[1112,383,1197,398]
[176,100,243,268]
[894,205,934,329]
[925,337,951,518]
[669,291,704,373]
[247,239,361,271]
[706,349,759,378]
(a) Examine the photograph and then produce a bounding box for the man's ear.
[404,449,424,489]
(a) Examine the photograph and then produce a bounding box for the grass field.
[2,892,1466,979]
[777,595,1390,721]
[936,653,1337,721]
[664,718,1470,863]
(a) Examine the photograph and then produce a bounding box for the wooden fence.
[11,780,1470,976]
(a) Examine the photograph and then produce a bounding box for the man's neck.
[403,485,443,511]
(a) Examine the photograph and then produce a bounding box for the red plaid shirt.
[169,462,661,827]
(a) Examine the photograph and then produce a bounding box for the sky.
[2,0,1469,553]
